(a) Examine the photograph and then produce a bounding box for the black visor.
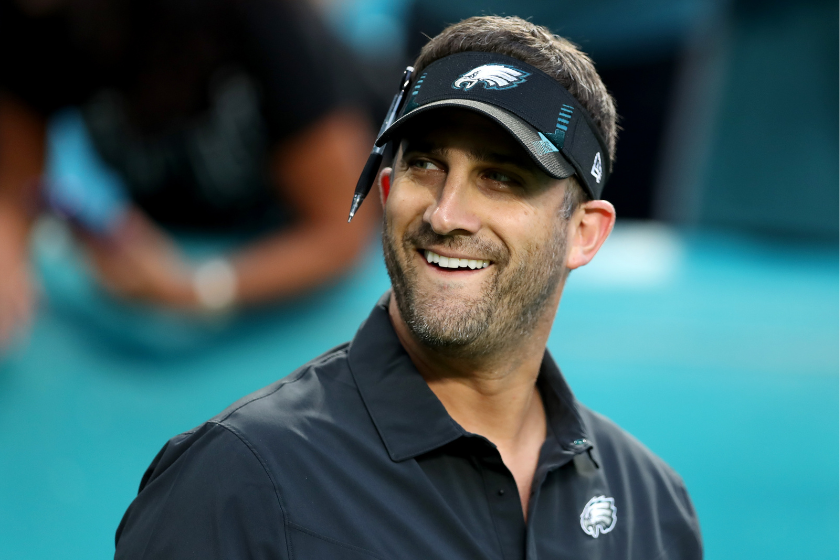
[376,52,610,199]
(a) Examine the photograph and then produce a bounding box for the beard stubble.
[382,216,568,359]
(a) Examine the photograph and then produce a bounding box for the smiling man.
[115,16,702,560]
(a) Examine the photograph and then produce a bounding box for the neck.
[387,291,559,447]
[389,292,563,519]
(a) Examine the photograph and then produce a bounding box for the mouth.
[420,249,492,270]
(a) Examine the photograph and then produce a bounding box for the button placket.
[478,452,526,560]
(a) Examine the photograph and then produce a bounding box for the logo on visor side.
[591,152,603,184]
[580,495,617,538]
[453,64,529,91]
[533,132,559,155]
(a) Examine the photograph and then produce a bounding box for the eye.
[485,170,514,183]
[411,159,441,171]
[482,169,526,192]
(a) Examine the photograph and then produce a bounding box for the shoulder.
[213,342,353,422]
[116,343,362,558]
[580,406,683,485]
[115,420,290,558]
[144,340,380,495]
[208,342,369,444]
[578,406,703,558]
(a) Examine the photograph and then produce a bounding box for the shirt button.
[570,438,589,449]
[497,489,505,496]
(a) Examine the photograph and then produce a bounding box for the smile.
[423,249,491,270]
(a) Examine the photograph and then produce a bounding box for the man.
[115,16,702,560]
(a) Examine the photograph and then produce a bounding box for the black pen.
[347,66,414,222]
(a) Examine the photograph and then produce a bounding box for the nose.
[423,170,481,235]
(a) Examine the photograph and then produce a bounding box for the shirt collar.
[348,292,595,465]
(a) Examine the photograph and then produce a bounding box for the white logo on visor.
[452,64,529,91]
[580,495,617,538]
[591,152,603,184]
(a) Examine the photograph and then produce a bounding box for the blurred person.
[113,16,702,559]
[0,0,377,344]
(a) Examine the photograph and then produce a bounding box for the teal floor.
[0,223,836,559]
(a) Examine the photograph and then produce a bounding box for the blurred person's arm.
[224,0,378,303]
[83,108,377,310]
[0,93,46,344]
[79,0,378,310]
[230,108,376,305]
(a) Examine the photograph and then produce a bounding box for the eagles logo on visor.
[376,51,611,199]
[452,64,530,90]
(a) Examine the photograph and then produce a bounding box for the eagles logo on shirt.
[580,495,617,538]
[452,64,529,91]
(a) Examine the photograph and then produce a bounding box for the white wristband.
[193,259,237,311]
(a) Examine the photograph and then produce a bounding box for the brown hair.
[414,15,618,208]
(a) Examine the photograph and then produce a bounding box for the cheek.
[498,212,563,262]
[386,179,432,226]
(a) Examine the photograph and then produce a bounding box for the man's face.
[382,110,574,357]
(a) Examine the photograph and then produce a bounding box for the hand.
[80,208,198,309]
[0,216,35,348]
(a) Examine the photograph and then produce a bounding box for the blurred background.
[0,0,836,558]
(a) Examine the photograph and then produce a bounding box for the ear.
[565,200,616,270]
[378,167,392,208]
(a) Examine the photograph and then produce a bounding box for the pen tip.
[348,195,363,223]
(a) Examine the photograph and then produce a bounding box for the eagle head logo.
[580,495,617,538]
[453,64,529,91]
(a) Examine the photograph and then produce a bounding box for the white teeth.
[423,250,491,270]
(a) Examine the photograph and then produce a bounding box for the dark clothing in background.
[0,0,353,230]
[115,294,703,560]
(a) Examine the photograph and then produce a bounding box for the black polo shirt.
[115,294,702,559]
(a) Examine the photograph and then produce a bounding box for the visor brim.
[376,99,577,181]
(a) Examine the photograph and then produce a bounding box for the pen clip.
[376,66,415,141]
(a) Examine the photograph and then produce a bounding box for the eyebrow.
[402,141,534,171]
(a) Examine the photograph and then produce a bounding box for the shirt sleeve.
[115,422,289,560]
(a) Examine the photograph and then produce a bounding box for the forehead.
[396,109,538,170]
